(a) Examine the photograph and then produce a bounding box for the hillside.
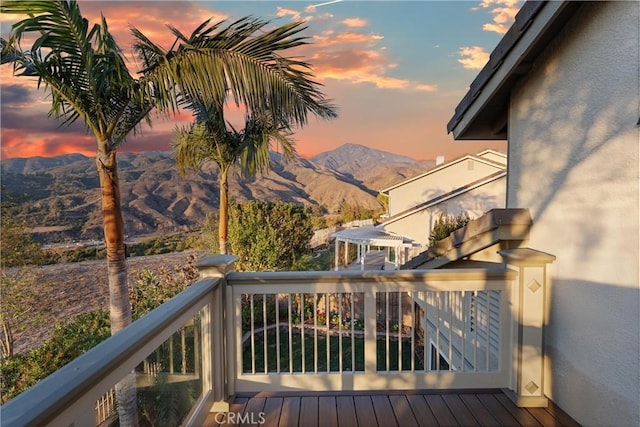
[2,145,430,243]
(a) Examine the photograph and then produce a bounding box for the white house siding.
[476,150,507,166]
[507,3,639,426]
[388,159,502,216]
[384,176,506,247]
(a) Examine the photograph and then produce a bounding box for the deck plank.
[262,397,283,427]
[494,393,543,427]
[443,394,480,426]
[461,393,508,426]
[527,407,563,427]
[370,395,398,427]
[299,396,319,427]
[336,396,358,427]
[353,396,378,427]
[405,394,439,427]
[476,393,520,426]
[241,397,266,427]
[318,396,338,427]
[388,395,419,427]
[545,401,581,427]
[278,397,301,427]
[425,394,459,426]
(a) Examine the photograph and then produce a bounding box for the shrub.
[429,213,471,247]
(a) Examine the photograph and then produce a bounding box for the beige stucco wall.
[384,176,506,246]
[388,159,503,215]
[506,2,639,425]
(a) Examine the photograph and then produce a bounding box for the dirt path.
[12,251,205,354]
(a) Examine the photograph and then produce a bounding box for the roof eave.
[447,1,579,140]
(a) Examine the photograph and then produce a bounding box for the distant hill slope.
[2,145,432,242]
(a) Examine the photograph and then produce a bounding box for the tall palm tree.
[133,18,337,254]
[1,2,149,424]
[173,104,296,254]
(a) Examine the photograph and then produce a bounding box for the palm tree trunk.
[96,149,138,427]
[218,167,229,254]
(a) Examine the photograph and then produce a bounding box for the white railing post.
[196,254,238,413]
[500,248,555,407]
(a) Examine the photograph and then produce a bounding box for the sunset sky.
[0,1,520,161]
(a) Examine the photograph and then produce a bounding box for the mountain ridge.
[1,144,431,242]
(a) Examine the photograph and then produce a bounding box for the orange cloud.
[472,0,520,35]
[458,46,489,70]
[341,17,367,28]
[416,84,438,92]
[313,31,384,47]
[276,6,303,20]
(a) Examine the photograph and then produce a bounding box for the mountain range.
[1,143,433,242]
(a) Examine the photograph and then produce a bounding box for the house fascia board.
[448,1,572,139]
[379,154,505,195]
[381,170,507,226]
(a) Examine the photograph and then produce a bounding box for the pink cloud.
[341,17,367,28]
[457,46,490,70]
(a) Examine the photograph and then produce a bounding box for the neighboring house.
[445,2,639,426]
[379,149,507,248]
[331,150,506,270]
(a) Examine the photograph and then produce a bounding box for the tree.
[227,201,314,271]
[136,20,337,253]
[174,110,296,254]
[2,2,152,421]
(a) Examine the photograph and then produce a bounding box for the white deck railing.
[1,249,554,426]
[227,268,515,394]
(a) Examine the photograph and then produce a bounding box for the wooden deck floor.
[203,389,580,427]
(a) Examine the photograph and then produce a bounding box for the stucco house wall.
[506,2,639,425]
[386,157,503,216]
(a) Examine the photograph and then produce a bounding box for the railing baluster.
[351,293,355,371]
[301,293,306,374]
[263,294,268,374]
[436,292,441,371]
[398,292,403,371]
[411,292,415,372]
[314,293,318,373]
[449,292,453,371]
[250,295,255,374]
[474,290,478,371]
[326,293,330,372]
[385,291,390,371]
[276,293,281,374]
[486,291,491,371]
[288,294,293,374]
[338,293,342,372]
[462,291,467,372]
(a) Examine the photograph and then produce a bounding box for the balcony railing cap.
[196,254,238,277]
[499,248,556,266]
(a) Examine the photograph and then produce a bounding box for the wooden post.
[196,254,238,413]
[499,248,555,407]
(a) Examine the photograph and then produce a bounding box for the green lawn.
[242,328,420,373]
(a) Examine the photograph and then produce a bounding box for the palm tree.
[173,104,296,254]
[1,2,148,424]
[132,18,337,254]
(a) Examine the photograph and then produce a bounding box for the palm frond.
[133,17,337,127]
[1,0,152,148]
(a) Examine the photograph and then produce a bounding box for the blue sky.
[0,1,520,160]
